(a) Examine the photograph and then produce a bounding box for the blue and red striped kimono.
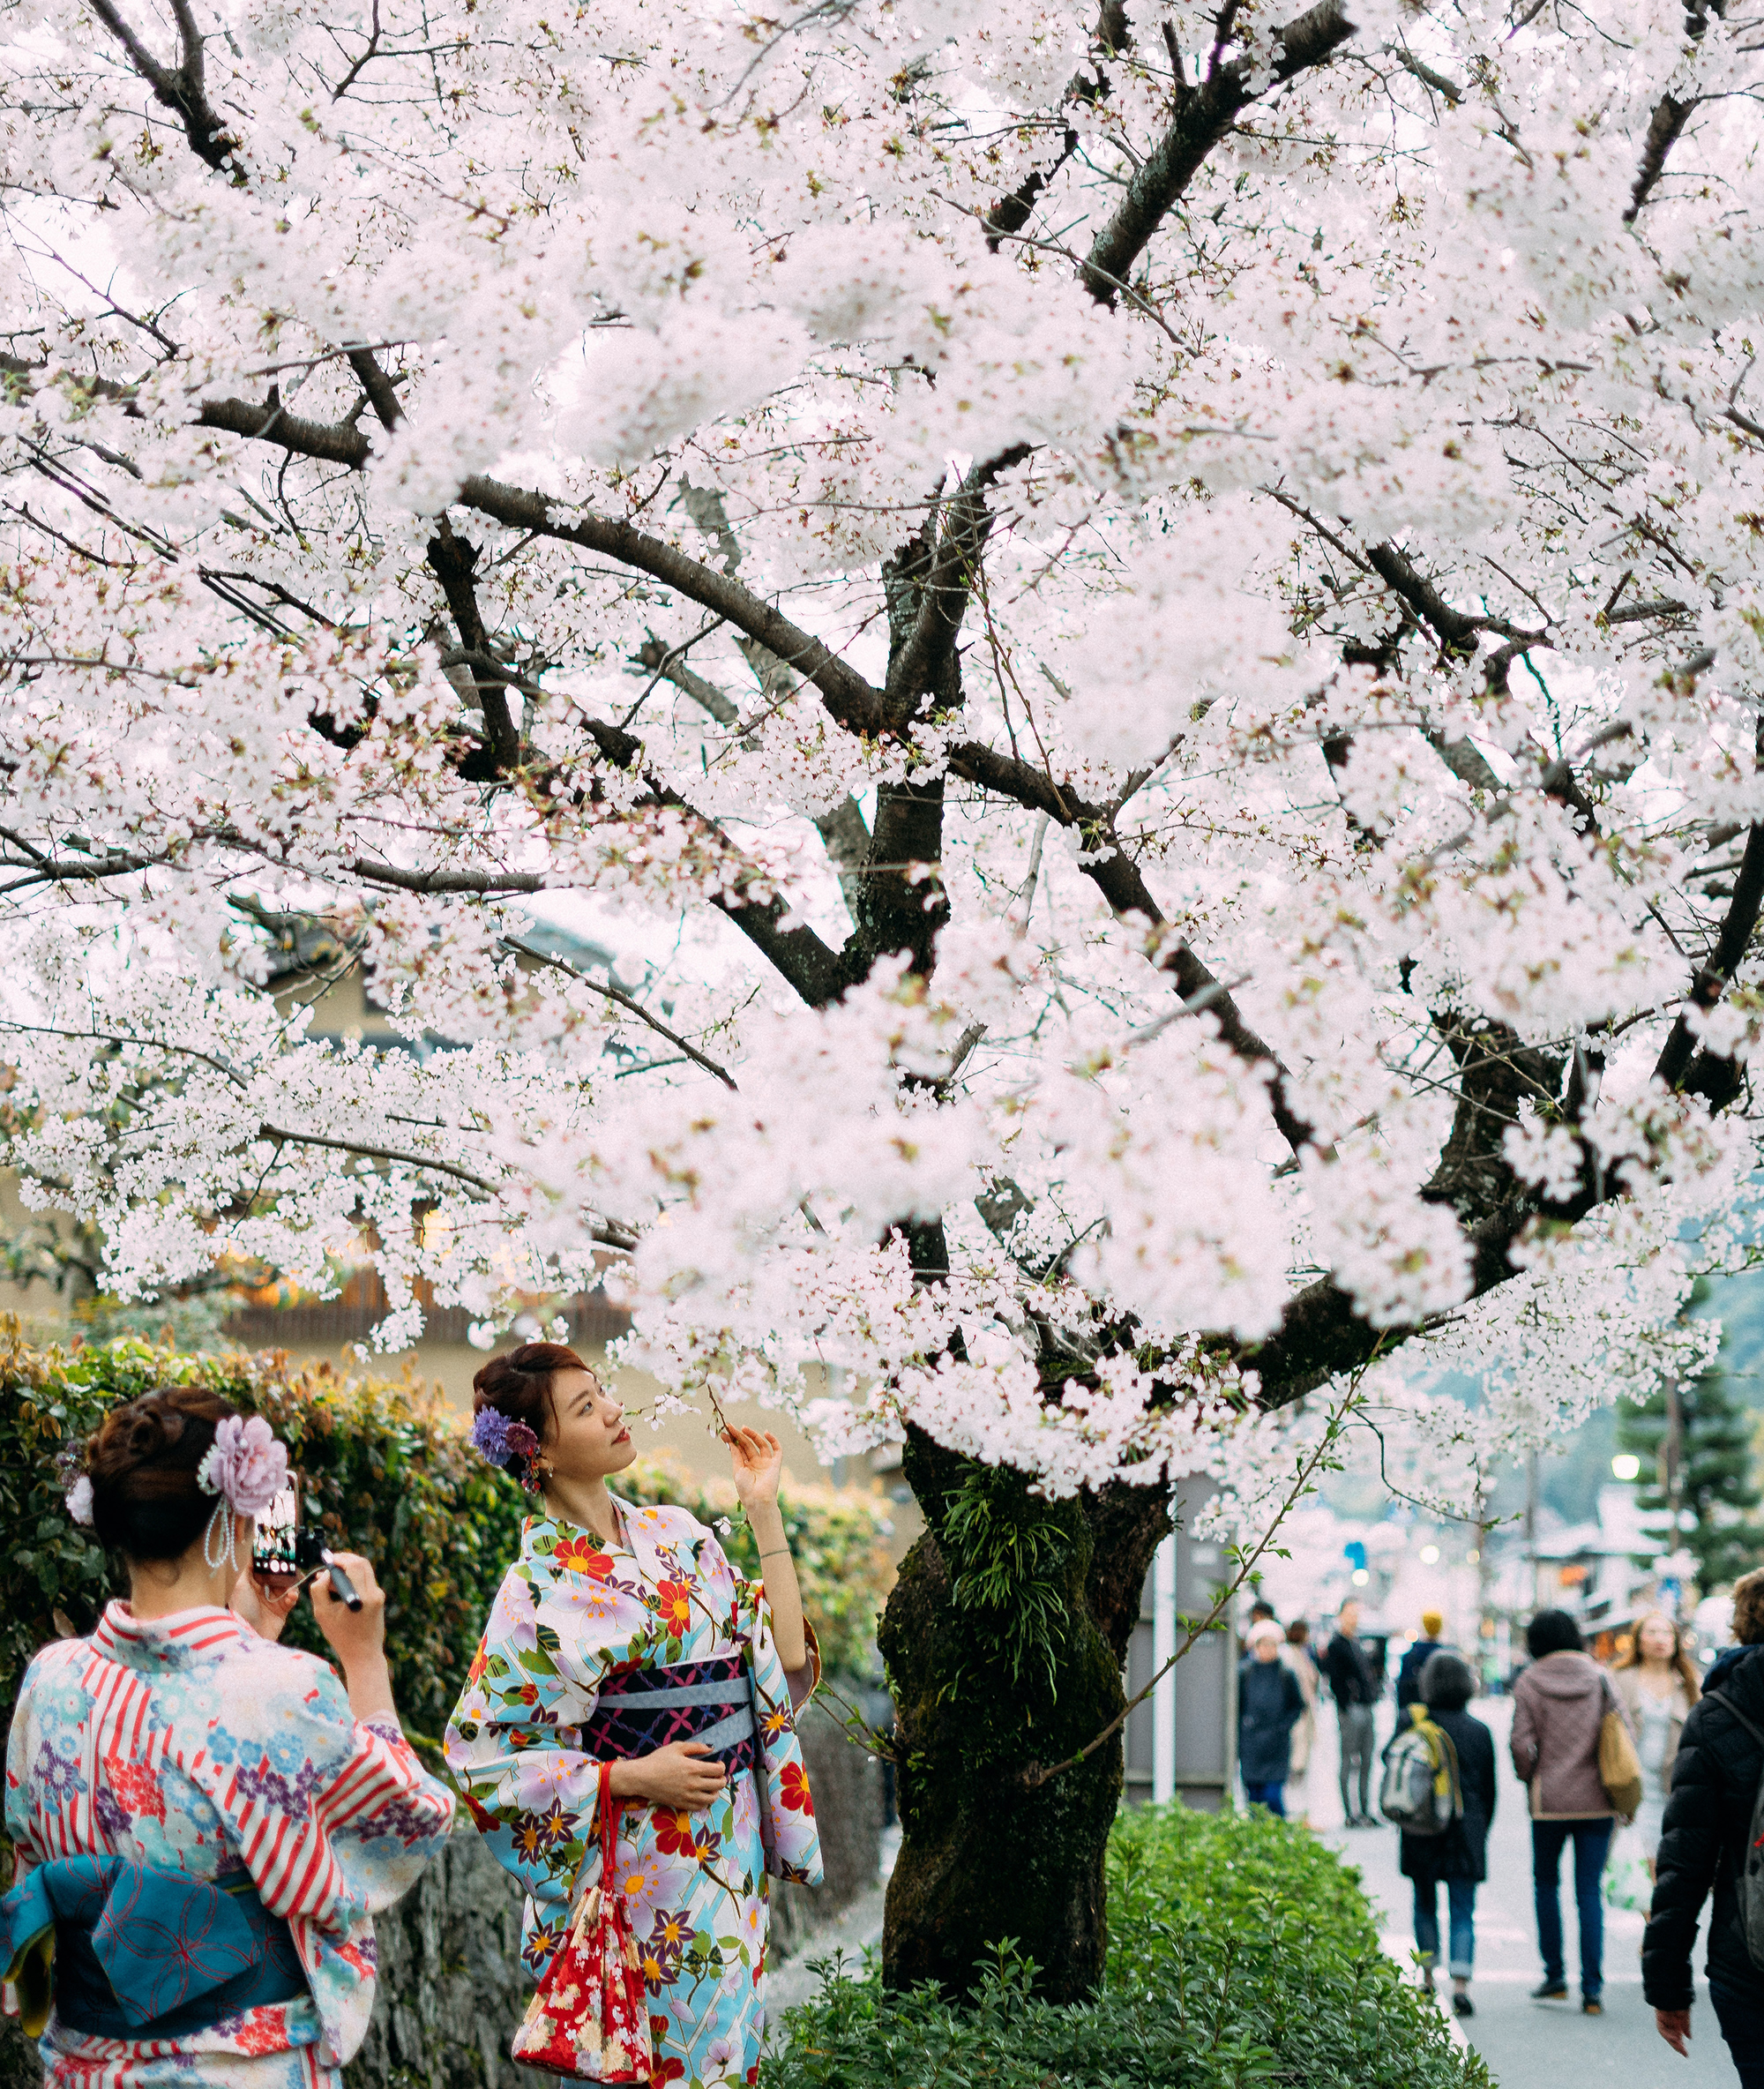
[4,1604,453,2089]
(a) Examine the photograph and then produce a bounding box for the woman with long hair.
[444,1344,822,2089]
[1612,1610,1701,1875]
[2,1386,455,2089]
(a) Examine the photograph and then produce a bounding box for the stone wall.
[1,1716,880,2089]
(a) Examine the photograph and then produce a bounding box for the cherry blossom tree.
[1,0,1761,1995]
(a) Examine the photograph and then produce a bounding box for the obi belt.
[0,1854,308,2041]
[580,1652,756,1777]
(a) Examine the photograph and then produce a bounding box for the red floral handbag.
[510,1764,652,2082]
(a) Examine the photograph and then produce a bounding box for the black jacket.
[1237,1657,1305,1785]
[1642,1642,1764,2010]
[1395,1638,1455,1711]
[1383,1706,1496,1883]
[1323,1631,1379,1710]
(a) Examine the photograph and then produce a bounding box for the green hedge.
[0,1329,893,1763]
[763,1801,1491,2089]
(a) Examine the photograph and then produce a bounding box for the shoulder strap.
[1708,1688,1764,1749]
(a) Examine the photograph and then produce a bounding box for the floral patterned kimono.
[445,1502,823,2089]
[4,1604,455,2089]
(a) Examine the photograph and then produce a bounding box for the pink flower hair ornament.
[196,1416,289,1569]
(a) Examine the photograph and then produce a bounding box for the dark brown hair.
[85,1385,241,1563]
[1733,1569,1764,1648]
[1614,1610,1701,1700]
[471,1342,594,1450]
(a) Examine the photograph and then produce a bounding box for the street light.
[1611,1454,1641,1481]
[1351,1567,1371,1586]
[1419,1544,1440,1564]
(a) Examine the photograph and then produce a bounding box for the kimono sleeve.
[185,1643,454,2066]
[443,1561,609,1965]
[729,1569,824,1888]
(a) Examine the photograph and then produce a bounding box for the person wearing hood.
[1510,1608,1632,2015]
[1238,1618,1306,1818]
[1645,1569,1764,2085]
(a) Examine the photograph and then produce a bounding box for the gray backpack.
[1379,1707,1461,1836]
[1706,1689,1764,1970]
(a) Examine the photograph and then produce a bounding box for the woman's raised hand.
[721,1426,783,1513]
[233,1564,302,1643]
[611,1741,729,1811]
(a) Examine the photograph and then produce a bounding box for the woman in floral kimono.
[445,1344,823,2089]
[3,1387,456,2089]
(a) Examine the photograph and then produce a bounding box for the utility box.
[1122,1480,1238,1810]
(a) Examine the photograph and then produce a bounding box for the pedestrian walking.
[1281,1618,1319,1827]
[1238,1619,1306,1817]
[1385,1651,1495,2020]
[1324,1599,1380,1825]
[1611,1611,1700,1876]
[1,1386,455,2088]
[1645,1568,1764,2085]
[1510,1607,1631,2016]
[1396,1609,1453,1711]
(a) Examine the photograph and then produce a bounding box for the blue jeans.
[1531,1818,1611,1998]
[1413,1876,1476,1979]
[1243,1780,1287,1816]
[1711,1980,1764,2089]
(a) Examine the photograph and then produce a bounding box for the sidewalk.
[1308,1695,1723,2087]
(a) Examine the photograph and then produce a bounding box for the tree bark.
[878,1428,1170,2000]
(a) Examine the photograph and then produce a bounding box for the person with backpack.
[1645,1567,1764,2085]
[1381,1651,1496,2018]
[1510,1608,1636,2016]
[1238,1618,1306,1816]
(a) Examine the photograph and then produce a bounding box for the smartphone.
[251,1477,363,1612]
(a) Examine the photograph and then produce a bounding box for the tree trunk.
[878,1427,1170,2001]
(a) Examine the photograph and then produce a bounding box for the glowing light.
[1466,1550,1480,1564]
[1419,1544,1439,1564]
[1351,1568,1370,1586]
[1611,1454,1641,1481]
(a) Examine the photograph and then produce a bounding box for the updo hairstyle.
[83,1385,242,1563]
[471,1341,592,1449]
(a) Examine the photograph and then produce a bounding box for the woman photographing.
[445,1343,822,2089]
[2,1386,455,2088]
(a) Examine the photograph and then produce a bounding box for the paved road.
[1307,1694,1727,2087]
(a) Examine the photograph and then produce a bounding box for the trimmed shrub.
[0,1328,893,1761]
[763,1801,1492,2089]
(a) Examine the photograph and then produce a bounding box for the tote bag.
[510,1764,652,2082]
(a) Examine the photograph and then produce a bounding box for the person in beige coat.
[1510,1608,1631,2015]
[1279,1618,1319,1826]
[1611,1612,1700,1874]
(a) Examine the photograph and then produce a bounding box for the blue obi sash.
[581,1652,757,1776]
[0,1855,307,2041]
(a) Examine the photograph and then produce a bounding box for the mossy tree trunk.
[878,1426,1171,2002]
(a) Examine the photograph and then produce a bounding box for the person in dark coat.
[1324,1599,1380,1825]
[1396,1610,1454,1711]
[1384,1651,1496,2019]
[1238,1618,1306,1817]
[1645,1568,1764,2085]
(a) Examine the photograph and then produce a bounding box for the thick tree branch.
[1626,92,1693,223]
[884,446,1031,730]
[1080,0,1356,304]
[88,0,243,174]
[426,521,522,771]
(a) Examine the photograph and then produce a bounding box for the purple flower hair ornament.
[469,1408,542,1487]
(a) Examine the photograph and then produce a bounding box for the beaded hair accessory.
[469,1407,543,1490]
[196,1416,289,1569]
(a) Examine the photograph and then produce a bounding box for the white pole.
[1152,1534,1177,1806]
